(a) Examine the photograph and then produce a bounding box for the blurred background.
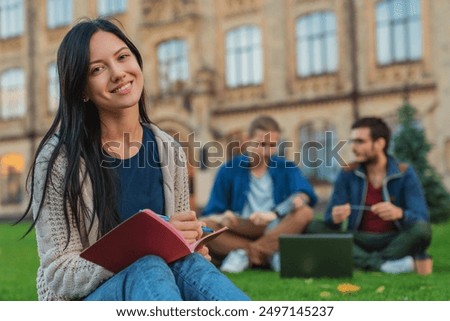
[1,0,450,219]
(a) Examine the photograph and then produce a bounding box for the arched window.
[48,62,59,112]
[157,39,189,92]
[299,123,316,179]
[376,0,422,65]
[97,0,127,16]
[0,153,25,205]
[47,0,72,28]
[226,25,263,88]
[296,11,338,77]
[299,122,340,183]
[0,0,24,39]
[0,68,26,119]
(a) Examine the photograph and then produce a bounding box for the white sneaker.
[220,249,249,273]
[270,252,280,272]
[380,256,415,274]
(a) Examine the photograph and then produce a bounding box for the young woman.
[21,18,249,301]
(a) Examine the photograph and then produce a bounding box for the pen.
[350,205,372,211]
[156,213,214,234]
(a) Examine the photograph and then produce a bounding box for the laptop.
[279,234,353,278]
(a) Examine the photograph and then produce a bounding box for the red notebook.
[80,209,228,273]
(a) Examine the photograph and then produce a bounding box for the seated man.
[307,117,432,274]
[201,115,317,273]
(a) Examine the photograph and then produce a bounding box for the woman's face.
[84,31,144,115]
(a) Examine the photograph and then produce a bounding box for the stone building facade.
[1,0,450,218]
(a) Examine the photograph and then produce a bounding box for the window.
[0,0,24,39]
[98,0,127,16]
[296,11,338,77]
[226,25,263,88]
[48,63,59,112]
[299,122,339,183]
[47,0,72,28]
[157,39,189,92]
[376,0,422,65]
[0,153,25,205]
[0,68,26,119]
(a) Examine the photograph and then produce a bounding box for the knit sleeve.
[172,140,191,214]
[33,142,113,300]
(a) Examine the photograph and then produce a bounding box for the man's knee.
[407,221,432,244]
[291,206,314,224]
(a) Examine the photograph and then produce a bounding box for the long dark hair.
[18,18,151,242]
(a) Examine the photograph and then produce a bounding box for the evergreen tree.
[393,103,450,223]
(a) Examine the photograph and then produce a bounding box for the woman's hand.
[170,212,211,260]
[170,211,204,244]
[196,246,211,261]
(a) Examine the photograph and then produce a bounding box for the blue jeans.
[84,253,250,301]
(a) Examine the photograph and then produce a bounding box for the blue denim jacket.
[324,156,429,231]
[202,154,318,216]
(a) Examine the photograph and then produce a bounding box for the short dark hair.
[351,117,391,154]
[248,115,281,137]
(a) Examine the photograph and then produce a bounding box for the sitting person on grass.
[18,18,249,301]
[201,115,317,273]
[306,117,432,274]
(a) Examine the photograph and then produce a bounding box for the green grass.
[227,222,450,300]
[0,222,39,300]
[1,221,449,301]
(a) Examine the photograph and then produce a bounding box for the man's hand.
[170,211,204,244]
[249,211,277,226]
[371,202,403,221]
[331,203,351,224]
[293,194,308,209]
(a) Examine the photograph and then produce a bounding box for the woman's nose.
[110,64,126,82]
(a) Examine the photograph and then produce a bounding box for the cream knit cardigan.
[32,124,190,300]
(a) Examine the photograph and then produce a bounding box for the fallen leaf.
[419,286,431,290]
[320,291,331,298]
[376,286,385,293]
[337,283,361,294]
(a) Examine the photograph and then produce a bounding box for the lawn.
[1,220,449,301]
[0,222,39,300]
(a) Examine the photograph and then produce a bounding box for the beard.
[360,153,379,166]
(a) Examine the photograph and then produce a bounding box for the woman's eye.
[119,53,130,60]
[91,66,103,74]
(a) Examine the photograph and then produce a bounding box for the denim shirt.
[324,156,430,231]
[202,154,318,216]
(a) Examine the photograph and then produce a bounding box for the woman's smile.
[111,81,133,94]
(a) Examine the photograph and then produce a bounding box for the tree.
[393,103,450,223]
